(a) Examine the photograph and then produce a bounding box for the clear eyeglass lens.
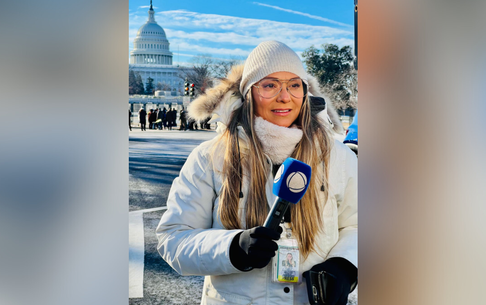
[257,78,304,98]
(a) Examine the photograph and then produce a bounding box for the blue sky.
[129,0,355,66]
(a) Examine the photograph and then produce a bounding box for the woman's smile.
[271,108,292,116]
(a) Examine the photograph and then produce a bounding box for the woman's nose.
[277,85,291,102]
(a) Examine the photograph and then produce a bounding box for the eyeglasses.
[253,78,306,99]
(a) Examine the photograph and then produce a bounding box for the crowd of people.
[130,106,212,131]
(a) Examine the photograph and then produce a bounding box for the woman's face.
[251,71,304,127]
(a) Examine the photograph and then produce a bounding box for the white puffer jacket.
[156,65,357,305]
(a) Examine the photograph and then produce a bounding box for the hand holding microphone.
[230,226,283,271]
[230,158,312,271]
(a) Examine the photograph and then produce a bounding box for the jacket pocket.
[204,284,253,305]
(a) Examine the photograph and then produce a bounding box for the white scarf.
[253,116,303,164]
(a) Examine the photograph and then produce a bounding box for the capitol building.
[129,1,190,97]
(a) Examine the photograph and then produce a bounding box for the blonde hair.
[216,89,332,259]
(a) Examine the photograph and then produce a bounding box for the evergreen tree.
[302,44,357,111]
[129,70,137,95]
[145,77,155,95]
[135,73,144,95]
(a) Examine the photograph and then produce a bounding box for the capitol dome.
[130,1,173,65]
[137,22,167,38]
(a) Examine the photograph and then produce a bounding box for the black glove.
[304,257,357,305]
[230,226,283,271]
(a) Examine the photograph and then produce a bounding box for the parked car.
[343,111,358,156]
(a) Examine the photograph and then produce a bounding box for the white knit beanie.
[240,41,308,98]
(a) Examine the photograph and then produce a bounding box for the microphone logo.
[286,171,307,193]
[274,165,284,183]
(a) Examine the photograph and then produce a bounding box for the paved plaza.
[129,128,217,304]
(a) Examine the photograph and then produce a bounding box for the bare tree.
[156,82,171,91]
[178,55,214,95]
[211,57,243,79]
[178,55,244,96]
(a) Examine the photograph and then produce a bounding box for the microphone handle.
[263,197,292,230]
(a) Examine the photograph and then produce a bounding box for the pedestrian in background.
[138,107,147,131]
[147,109,153,129]
[156,41,356,305]
[187,117,197,130]
[168,108,176,130]
[166,108,172,130]
[151,109,157,130]
[156,108,163,130]
[179,107,187,131]
[147,109,154,129]
[162,107,168,130]
[129,109,132,131]
[203,117,211,130]
[172,108,177,129]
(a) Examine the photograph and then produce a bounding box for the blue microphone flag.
[273,158,312,204]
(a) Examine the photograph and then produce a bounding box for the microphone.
[263,158,312,230]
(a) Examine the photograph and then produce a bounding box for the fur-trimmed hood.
[188,64,344,134]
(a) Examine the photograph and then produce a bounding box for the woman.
[138,107,146,131]
[283,253,296,268]
[156,41,357,305]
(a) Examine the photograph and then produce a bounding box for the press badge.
[271,225,301,284]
